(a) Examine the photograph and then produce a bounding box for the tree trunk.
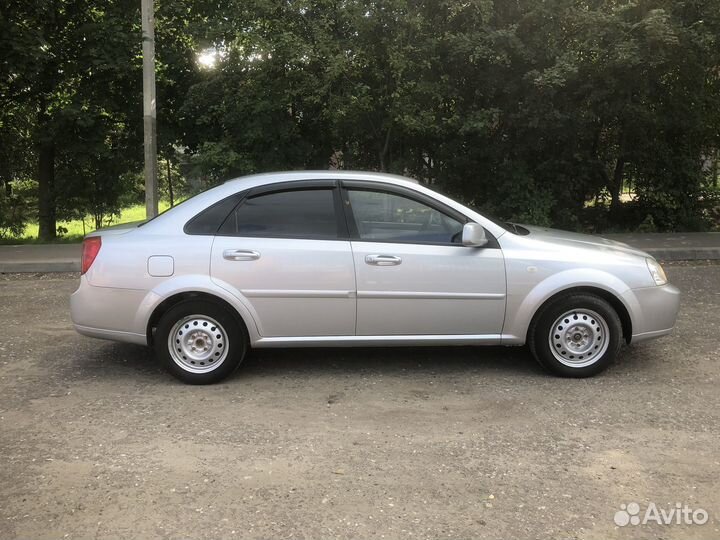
[0,153,11,196]
[166,158,174,207]
[379,125,392,172]
[609,156,625,212]
[37,140,57,241]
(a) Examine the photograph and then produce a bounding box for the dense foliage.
[2,0,719,240]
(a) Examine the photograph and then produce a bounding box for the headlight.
[646,258,667,286]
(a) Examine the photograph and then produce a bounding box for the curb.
[644,248,720,262]
[0,261,81,273]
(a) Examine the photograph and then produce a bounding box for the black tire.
[154,299,247,384]
[528,293,622,378]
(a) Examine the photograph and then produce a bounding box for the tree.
[1,0,142,240]
[2,0,719,238]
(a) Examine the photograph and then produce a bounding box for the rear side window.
[219,188,338,239]
[184,192,245,235]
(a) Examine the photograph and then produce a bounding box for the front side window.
[219,188,338,239]
[347,189,464,244]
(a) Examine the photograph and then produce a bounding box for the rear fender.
[137,274,262,344]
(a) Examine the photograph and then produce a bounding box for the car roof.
[223,170,419,187]
[134,169,507,239]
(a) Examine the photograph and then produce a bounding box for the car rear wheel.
[528,294,622,377]
[154,299,247,384]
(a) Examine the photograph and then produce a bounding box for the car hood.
[517,225,652,259]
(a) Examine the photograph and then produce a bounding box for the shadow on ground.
[67,341,548,383]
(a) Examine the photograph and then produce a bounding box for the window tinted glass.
[348,189,464,244]
[219,188,338,239]
[184,192,245,235]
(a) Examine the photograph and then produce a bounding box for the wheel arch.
[146,291,251,346]
[526,286,633,344]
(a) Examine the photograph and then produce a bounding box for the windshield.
[420,182,515,233]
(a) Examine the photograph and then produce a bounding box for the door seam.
[348,241,359,336]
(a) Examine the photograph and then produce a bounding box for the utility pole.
[141,0,159,218]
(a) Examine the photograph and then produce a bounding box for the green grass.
[1,201,174,245]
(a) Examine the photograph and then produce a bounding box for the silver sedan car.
[71,171,680,384]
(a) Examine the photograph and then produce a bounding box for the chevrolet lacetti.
[70,171,680,384]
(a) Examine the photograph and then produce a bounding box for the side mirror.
[462,222,488,247]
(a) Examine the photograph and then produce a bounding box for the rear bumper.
[629,283,680,344]
[73,324,147,345]
[70,277,149,345]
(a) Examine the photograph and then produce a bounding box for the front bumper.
[628,283,681,344]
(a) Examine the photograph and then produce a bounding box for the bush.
[636,214,658,233]
[0,180,35,239]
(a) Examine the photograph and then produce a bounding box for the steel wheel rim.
[548,309,609,368]
[168,315,229,373]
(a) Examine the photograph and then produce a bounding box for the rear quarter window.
[184,192,246,235]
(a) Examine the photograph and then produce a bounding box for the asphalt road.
[1,263,719,540]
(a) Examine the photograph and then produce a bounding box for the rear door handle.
[223,249,261,261]
[365,254,402,266]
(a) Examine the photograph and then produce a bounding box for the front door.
[342,183,506,337]
[210,182,356,337]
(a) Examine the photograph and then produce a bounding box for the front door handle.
[365,254,402,266]
[223,249,261,261]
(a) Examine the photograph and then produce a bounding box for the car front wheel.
[528,293,622,377]
[154,299,247,384]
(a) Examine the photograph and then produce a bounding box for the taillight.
[81,237,102,274]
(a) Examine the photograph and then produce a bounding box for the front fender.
[502,268,640,344]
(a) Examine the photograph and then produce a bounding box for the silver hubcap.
[548,309,609,368]
[168,315,229,373]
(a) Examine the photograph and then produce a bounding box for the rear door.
[341,182,506,337]
[210,180,356,337]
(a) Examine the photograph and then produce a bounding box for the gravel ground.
[0,263,718,539]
